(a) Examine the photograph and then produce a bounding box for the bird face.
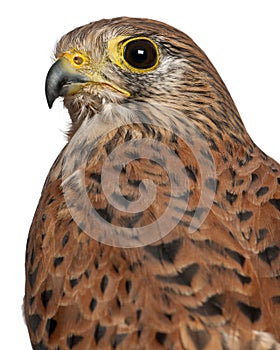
[45,18,195,115]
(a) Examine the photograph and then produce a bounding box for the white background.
[1,1,279,348]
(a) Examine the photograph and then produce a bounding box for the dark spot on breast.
[242,227,253,241]
[125,280,132,294]
[84,268,91,279]
[187,327,210,350]
[28,263,39,289]
[209,138,219,152]
[29,296,35,306]
[42,214,46,222]
[238,154,253,167]
[137,328,143,338]
[155,332,167,345]
[256,187,269,197]
[258,245,280,265]
[116,297,121,308]
[67,334,83,349]
[156,263,199,287]
[54,256,64,268]
[269,198,280,211]
[96,207,113,223]
[46,318,57,337]
[234,270,252,285]
[94,258,99,269]
[251,173,258,182]
[272,296,280,304]
[41,290,53,309]
[89,298,97,312]
[136,309,142,321]
[257,228,269,243]
[277,177,280,185]
[30,248,35,266]
[144,238,182,264]
[128,178,142,187]
[188,294,224,316]
[70,276,82,288]
[90,172,101,183]
[237,301,261,323]
[112,333,127,348]
[100,275,108,293]
[62,233,69,247]
[164,313,172,321]
[225,191,237,205]
[225,248,245,266]
[28,314,42,334]
[237,211,253,222]
[104,136,119,155]
[47,197,55,205]
[33,341,47,350]
[120,212,144,228]
[94,323,106,344]
[184,166,197,182]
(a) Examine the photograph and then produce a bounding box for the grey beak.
[45,57,90,108]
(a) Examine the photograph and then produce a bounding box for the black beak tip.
[46,91,55,109]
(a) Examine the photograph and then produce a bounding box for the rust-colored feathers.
[25,18,280,349]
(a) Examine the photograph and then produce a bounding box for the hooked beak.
[45,57,91,108]
[45,57,131,109]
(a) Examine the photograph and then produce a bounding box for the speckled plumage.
[25,17,280,349]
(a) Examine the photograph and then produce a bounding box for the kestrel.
[25,17,280,349]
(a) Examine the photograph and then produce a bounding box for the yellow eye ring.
[108,36,160,73]
[121,37,160,72]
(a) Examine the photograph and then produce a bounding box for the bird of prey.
[25,17,280,350]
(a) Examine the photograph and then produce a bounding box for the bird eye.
[122,38,159,71]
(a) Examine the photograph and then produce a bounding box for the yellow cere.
[108,36,160,73]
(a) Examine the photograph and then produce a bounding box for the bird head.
[46,17,246,142]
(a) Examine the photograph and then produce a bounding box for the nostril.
[73,56,84,65]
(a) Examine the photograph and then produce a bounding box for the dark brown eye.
[123,39,158,70]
